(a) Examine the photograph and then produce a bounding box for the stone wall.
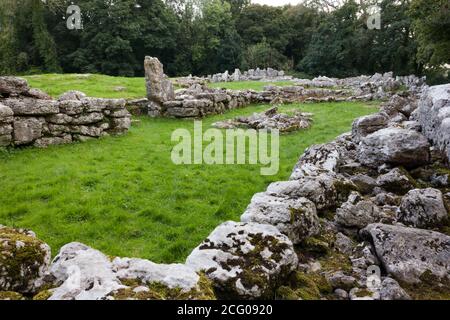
[0,77,131,148]
[209,67,293,83]
[143,57,427,119]
[415,84,450,163]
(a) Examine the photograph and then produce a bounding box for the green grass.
[208,80,295,91]
[0,101,378,263]
[23,74,147,99]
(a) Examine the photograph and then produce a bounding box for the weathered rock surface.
[48,242,123,300]
[0,226,51,294]
[417,84,450,162]
[376,167,416,195]
[335,192,395,229]
[362,223,450,284]
[241,193,319,244]
[352,113,388,143]
[398,188,448,228]
[357,128,430,169]
[379,277,411,300]
[185,221,298,299]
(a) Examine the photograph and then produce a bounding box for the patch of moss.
[354,288,372,298]
[0,226,48,293]
[333,180,358,203]
[276,271,332,300]
[33,290,53,300]
[0,291,25,300]
[113,273,216,300]
[400,270,450,300]
[302,237,330,255]
[319,252,353,274]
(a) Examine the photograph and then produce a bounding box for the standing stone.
[144,56,174,117]
[232,69,241,82]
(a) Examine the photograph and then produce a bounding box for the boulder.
[112,258,200,292]
[3,98,59,115]
[71,112,104,125]
[335,192,393,229]
[357,128,430,169]
[26,88,52,100]
[379,277,411,300]
[13,117,43,145]
[398,188,448,228]
[361,223,450,284]
[58,91,87,101]
[417,84,450,162]
[241,193,319,244]
[0,77,29,95]
[0,226,51,294]
[376,167,416,195]
[185,221,298,299]
[350,174,377,194]
[48,242,123,300]
[268,174,341,211]
[352,113,388,143]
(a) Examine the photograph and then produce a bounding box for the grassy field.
[22,74,295,99]
[0,75,379,263]
[24,74,147,99]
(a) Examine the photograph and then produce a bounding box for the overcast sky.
[252,0,304,6]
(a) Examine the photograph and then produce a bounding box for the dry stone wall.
[415,84,450,163]
[0,77,131,148]
[142,57,427,119]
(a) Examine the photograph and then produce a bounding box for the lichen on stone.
[0,225,50,294]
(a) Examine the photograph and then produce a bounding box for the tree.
[409,0,450,68]
[243,40,288,70]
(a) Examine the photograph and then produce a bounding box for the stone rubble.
[212,106,313,132]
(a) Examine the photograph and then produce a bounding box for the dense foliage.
[0,0,448,82]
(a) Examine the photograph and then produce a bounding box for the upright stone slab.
[144,56,175,117]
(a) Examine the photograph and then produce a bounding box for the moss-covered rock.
[275,271,332,300]
[186,221,298,299]
[110,273,216,300]
[0,291,25,300]
[0,225,51,294]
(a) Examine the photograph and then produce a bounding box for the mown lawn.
[23,74,147,99]
[0,101,378,263]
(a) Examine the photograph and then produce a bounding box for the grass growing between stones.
[0,102,378,263]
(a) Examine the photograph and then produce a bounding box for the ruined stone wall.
[0,77,131,148]
[209,67,292,83]
[416,84,450,163]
